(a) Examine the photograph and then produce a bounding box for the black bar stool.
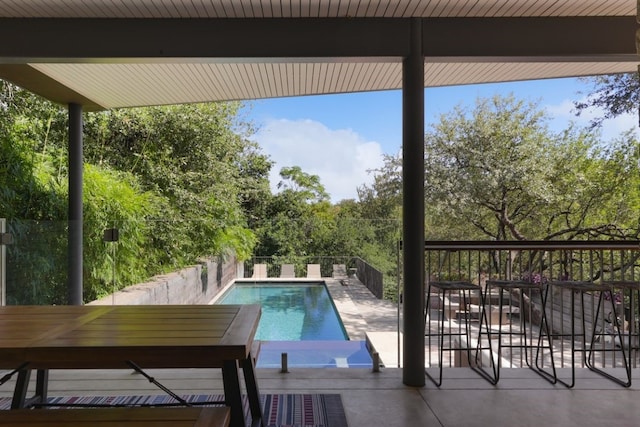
[425,280,494,386]
[474,279,556,384]
[548,280,630,388]
[601,280,639,381]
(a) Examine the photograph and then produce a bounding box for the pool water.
[257,341,374,368]
[215,283,348,341]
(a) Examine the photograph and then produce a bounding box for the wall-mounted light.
[0,233,13,245]
[103,228,119,304]
[103,228,119,242]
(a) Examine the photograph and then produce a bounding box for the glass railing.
[2,219,68,305]
[0,218,385,307]
[0,219,241,306]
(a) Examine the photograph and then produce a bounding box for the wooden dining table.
[0,304,263,427]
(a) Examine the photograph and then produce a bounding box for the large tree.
[365,94,640,243]
[574,73,640,128]
[82,103,269,264]
[1,81,275,302]
[253,167,330,257]
[426,95,640,241]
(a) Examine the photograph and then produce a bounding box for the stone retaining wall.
[89,255,241,305]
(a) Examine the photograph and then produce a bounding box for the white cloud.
[252,118,385,203]
[545,98,640,141]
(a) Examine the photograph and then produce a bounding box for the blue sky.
[243,77,639,203]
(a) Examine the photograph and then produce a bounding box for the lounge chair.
[252,264,267,278]
[307,264,321,278]
[280,264,295,278]
[332,264,347,278]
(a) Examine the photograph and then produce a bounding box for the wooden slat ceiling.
[0,1,633,18]
[0,1,637,110]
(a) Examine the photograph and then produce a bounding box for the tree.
[574,73,640,128]
[82,164,163,301]
[363,94,640,243]
[353,159,403,299]
[82,103,267,264]
[1,81,272,302]
[253,166,331,257]
[422,94,640,242]
[1,83,69,304]
[277,166,329,203]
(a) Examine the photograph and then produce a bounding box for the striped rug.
[0,393,348,427]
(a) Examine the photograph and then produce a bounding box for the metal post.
[397,240,402,368]
[68,103,83,305]
[372,351,380,373]
[1,218,6,306]
[402,18,425,387]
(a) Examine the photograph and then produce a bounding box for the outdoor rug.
[0,393,348,427]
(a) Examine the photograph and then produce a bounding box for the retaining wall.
[89,255,241,305]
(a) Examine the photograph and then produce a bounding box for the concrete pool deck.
[324,275,403,368]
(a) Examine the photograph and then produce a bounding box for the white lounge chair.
[252,264,267,278]
[332,264,347,278]
[307,264,321,278]
[280,264,295,278]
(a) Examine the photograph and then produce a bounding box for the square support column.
[402,18,425,387]
[68,103,83,305]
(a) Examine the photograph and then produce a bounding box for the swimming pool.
[215,282,348,341]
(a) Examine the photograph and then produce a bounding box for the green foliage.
[424,95,561,239]
[1,81,266,303]
[0,87,68,304]
[253,166,354,259]
[277,166,329,203]
[418,94,640,241]
[82,164,162,301]
[82,103,262,264]
[15,79,639,308]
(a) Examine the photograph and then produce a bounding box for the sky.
[243,77,640,203]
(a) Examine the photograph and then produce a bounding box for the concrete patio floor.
[1,366,639,426]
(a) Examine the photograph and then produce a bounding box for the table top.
[0,304,261,370]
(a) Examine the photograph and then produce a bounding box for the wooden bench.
[0,406,231,427]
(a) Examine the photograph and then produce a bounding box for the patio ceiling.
[0,0,638,110]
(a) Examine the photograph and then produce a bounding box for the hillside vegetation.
[2,81,638,304]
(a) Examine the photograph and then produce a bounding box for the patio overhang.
[0,16,636,111]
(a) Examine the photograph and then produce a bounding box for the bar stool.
[474,279,556,384]
[425,280,494,386]
[548,280,630,388]
[601,280,639,379]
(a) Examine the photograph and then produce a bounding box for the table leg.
[222,360,245,427]
[35,369,49,404]
[11,369,31,409]
[11,369,50,409]
[242,354,265,427]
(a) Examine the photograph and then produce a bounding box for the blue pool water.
[215,282,348,341]
[257,340,373,368]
